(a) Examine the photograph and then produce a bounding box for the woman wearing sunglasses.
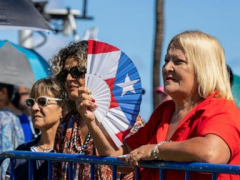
[5,77,63,180]
[50,41,113,180]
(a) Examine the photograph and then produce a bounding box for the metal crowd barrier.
[1,151,240,180]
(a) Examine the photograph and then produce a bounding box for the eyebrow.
[63,65,77,69]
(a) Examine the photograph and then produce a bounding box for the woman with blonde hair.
[76,31,240,180]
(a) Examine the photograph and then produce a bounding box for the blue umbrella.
[0,40,50,89]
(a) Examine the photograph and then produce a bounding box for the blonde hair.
[168,30,233,100]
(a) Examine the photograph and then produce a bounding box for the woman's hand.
[76,87,97,123]
[124,144,156,168]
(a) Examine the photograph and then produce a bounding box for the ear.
[0,88,8,98]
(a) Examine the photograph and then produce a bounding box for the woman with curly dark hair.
[50,41,113,180]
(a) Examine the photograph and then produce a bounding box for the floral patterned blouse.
[53,110,113,180]
[0,109,25,180]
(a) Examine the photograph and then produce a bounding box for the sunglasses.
[57,66,86,82]
[25,96,62,108]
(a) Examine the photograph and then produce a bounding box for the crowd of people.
[0,30,240,180]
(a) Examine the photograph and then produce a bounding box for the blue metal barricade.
[1,150,240,180]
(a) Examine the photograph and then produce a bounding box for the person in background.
[155,86,172,104]
[11,88,33,142]
[19,86,39,138]
[5,77,63,180]
[76,30,240,180]
[227,65,234,87]
[18,86,31,117]
[0,83,25,180]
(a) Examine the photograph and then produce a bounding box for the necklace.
[73,126,91,154]
[38,144,53,152]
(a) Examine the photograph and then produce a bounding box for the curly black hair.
[49,41,88,112]
[50,41,88,75]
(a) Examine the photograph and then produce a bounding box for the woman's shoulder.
[16,135,41,150]
[60,109,81,128]
[206,98,239,112]
[62,109,79,120]
[196,98,240,123]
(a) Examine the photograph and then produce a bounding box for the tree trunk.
[153,0,164,109]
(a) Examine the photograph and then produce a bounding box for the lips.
[33,115,42,119]
[165,77,175,81]
[68,84,79,91]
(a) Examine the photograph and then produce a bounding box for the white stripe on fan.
[87,51,121,80]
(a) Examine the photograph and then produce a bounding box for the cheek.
[181,71,196,87]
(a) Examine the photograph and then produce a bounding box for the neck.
[173,96,203,116]
[39,123,59,150]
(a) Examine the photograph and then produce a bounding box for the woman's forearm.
[86,119,127,157]
[157,134,230,163]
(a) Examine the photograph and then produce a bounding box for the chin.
[68,91,78,101]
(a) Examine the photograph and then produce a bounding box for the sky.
[0,0,240,121]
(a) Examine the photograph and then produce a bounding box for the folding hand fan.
[85,40,142,147]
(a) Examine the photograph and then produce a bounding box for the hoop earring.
[198,85,204,98]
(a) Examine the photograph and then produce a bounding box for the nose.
[162,60,174,73]
[31,101,40,110]
[65,72,74,81]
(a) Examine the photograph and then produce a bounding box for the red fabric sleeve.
[197,100,240,159]
[125,101,173,150]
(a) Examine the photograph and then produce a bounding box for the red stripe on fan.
[105,78,119,109]
[115,129,131,142]
[88,40,119,54]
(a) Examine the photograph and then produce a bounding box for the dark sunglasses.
[25,96,62,108]
[57,66,86,82]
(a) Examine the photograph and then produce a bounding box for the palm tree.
[153,0,164,109]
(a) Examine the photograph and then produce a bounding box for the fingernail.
[92,99,95,103]
[94,104,98,108]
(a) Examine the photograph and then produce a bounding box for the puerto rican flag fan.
[85,40,142,147]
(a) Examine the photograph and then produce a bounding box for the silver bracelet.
[151,141,167,160]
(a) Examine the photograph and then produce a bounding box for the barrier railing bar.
[185,170,189,180]
[91,163,94,180]
[212,172,217,180]
[68,162,73,180]
[160,169,164,180]
[135,167,140,180]
[112,165,117,180]
[28,159,33,180]
[1,151,240,175]
[48,160,52,180]
[10,159,14,180]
